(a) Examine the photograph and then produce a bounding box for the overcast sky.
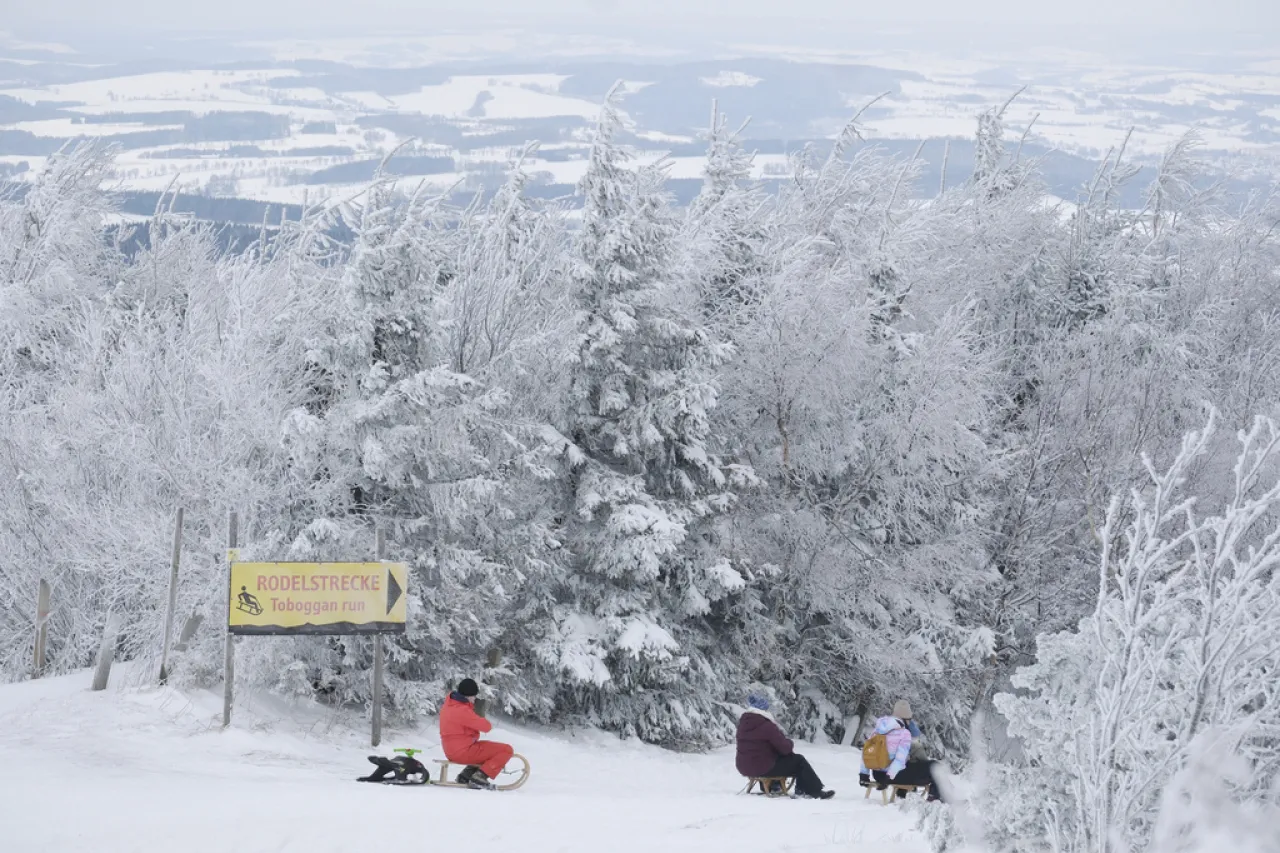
[8,0,1276,49]
[11,0,1277,32]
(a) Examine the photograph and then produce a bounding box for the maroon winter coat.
[735,710,794,776]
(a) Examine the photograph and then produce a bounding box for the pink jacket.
[858,716,912,778]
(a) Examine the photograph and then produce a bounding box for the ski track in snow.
[0,669,934,853]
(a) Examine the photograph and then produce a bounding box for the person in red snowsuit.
[439,678,513,788]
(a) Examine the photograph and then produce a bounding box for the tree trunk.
[91,613,121,691]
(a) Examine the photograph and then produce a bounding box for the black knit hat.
[456,678,479,697]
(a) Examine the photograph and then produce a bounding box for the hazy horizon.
[5,0,1275,60]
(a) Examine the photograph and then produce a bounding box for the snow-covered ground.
[0,668,934,853]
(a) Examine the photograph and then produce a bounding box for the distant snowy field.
[0,667,934,853]
[1,31,1277,210]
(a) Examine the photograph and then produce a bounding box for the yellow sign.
[228,562,408,635]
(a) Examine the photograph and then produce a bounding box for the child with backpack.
[858,699,943,801]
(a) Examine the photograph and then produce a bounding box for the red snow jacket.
[439,693,493,758]
[735,709,794,776]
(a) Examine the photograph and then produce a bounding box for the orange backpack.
[862,732,890,770]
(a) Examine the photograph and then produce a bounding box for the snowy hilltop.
[2,83,1280,853]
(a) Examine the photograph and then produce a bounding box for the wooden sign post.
[222,525,407,747]
[222,512,238,728]
[372,527,387,747]
[159,507,185,685]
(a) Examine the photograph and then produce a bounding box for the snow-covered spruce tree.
[437,155,577,718]
[972,90,1034,200]
[1056,131,1143,328]
[536,91,759,746]
[681,102,768,330]
[983,410,1280,853]
[272,174,530,717]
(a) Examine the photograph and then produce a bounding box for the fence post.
[33,579,50,678]
[372,526,386,747]
[159,507,185,684]
[91,613,122,691]
[222,512,238,728]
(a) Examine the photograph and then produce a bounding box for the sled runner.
[860,776,928,805]
[432,752,531,791]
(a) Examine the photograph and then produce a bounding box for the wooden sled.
[742,776,795,798]
[862,779,927,805]
[431,753,531,791]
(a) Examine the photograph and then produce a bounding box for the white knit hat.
[893,699,912,719]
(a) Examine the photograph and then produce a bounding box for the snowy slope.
[0,669,935,853]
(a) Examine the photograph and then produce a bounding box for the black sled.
[357,749,429,785]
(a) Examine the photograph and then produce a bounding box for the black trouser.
[871,760,941,801]
[765,753,825,797]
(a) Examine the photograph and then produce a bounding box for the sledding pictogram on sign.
[228,562,408,635]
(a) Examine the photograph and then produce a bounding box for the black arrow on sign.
[386,568,402,615]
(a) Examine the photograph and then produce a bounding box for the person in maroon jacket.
[735,693,835,799]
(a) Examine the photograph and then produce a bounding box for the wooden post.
[222,512,238,728]
[159,507,185,684]
[842,700,868,748]
[174,611,203,652]
[33,579,50,678]
[91,613,121,691]
[840,711,863,748]
[371,526,386,747]
[475,648,502,719]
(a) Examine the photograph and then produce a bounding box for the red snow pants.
[449,740,514,779]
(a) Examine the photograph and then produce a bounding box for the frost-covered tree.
[985,128,1252,669]
[0,161,306,683]
[536,91,758,745]
[681,102,768,328]
[985,411,1280,853]
[0,144,125,675]
[972,90,1034,199]
[444,146,569,378]
[711,120,1007,745]
[0,143,121,387]
[274,174,534,715]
